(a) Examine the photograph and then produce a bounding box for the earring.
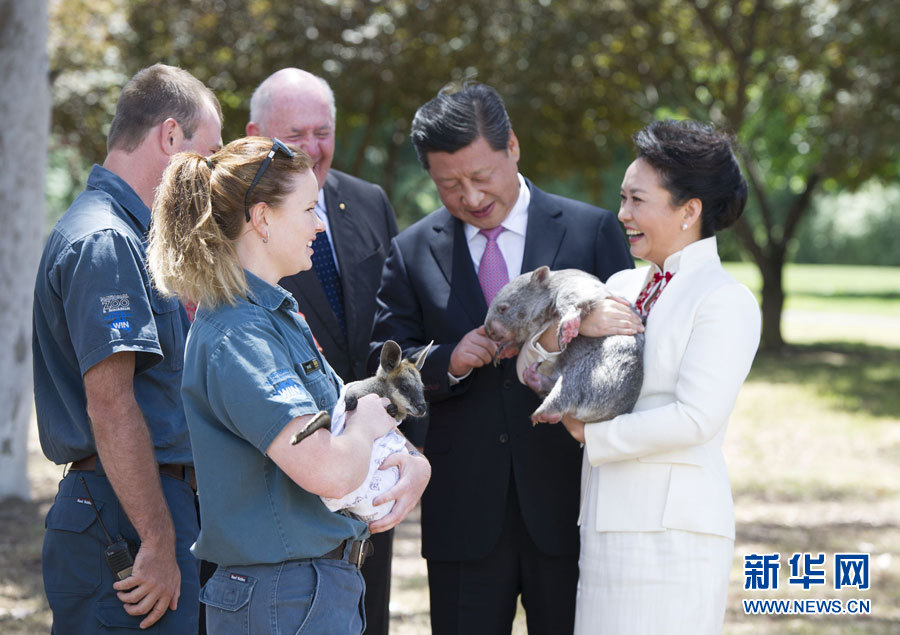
[681,222,688,231]
[263,230,269,244]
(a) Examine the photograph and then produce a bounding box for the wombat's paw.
[344,394,359,411]
[385,402,399,418]
[557,316,581,350]
[531,410,562,426]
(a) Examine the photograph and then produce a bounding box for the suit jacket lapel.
[429,210,487,326]
[521,180,567,273]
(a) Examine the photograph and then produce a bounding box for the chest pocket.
[299,368,338,412]
[149,291,186,371]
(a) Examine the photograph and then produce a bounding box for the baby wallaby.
[344,339,432,420]
[484,266,643,425]
[315,340,433,522]
[289,340,431,445]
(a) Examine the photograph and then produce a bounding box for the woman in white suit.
[520,119,760,634]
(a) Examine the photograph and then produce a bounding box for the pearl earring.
[681,222,688,231]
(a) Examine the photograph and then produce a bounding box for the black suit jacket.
[370,179,633,562]
[280,169,398,382]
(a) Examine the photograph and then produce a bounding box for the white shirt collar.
[464,173,530,240]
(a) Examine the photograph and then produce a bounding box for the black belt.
[319,539,373,569]
[70,454,197,491]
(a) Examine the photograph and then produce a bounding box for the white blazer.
[520,237,760,539]
[584,237,760,538]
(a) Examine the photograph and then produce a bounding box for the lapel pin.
[339,202,346,210]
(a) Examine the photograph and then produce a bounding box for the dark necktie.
[478,226,510,305]
[310,230,346,333]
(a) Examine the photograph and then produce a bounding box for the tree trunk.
[758,249,787,351]
[0,0,50,500]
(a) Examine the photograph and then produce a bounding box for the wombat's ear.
[381,340,403,373]
[414,340,434,370]
[531,266,551,285]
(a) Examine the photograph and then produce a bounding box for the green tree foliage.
[48,0,900,348]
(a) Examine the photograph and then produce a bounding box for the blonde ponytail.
[148,136,311,308]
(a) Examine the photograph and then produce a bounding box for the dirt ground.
[3,406,897,634]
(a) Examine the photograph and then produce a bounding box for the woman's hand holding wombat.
[537,296,644,352]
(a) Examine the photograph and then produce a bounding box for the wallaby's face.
[485,266,555,346]
[375,340,432,418]
[380,361,427,418]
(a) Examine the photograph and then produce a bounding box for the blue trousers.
[201,555,366,634]
[42,469,200,633]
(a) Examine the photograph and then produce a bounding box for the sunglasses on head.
[244,138,295,222]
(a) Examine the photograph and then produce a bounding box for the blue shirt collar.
[244,269,298,312]
[86,164,151,230]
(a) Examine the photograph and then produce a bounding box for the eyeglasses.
[244,138,295,221]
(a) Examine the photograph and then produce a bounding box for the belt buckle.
[351,539,368,569]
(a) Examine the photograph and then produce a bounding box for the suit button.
[499,433,509,444]
[503,379,513,390]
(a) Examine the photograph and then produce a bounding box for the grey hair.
[249,71,336,128]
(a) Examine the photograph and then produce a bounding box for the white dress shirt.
[449,174,530,384]
[464,173,530,281]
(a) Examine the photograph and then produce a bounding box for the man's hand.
[84,351,181,629]
[113,539,181,629]
[368,450,431,534]
[449,325,498,376]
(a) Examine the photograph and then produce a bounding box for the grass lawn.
[2,263,898,634]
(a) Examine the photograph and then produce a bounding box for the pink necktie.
[478,226,510,305]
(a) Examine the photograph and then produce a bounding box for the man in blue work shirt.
[32,64,222,633]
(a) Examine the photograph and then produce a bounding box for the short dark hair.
[634,119,748,238]
[410,83,511,169]
[107,64,223,153]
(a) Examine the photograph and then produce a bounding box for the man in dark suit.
[246,68,409,635]
[370,83,634,634]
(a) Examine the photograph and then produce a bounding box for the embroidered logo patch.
[102,293,134,332]
[301,359,321,375]
[100,293,131,313]
[110,318,131,331]
[229,573,248,583]
[267,369,303,398]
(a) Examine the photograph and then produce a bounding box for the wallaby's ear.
[414,340,434,371]
[531,266,551,285]
[380,340,403,373]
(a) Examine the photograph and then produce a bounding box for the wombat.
[484,266,643,424]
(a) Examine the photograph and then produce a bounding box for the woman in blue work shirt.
[147,136,430,634]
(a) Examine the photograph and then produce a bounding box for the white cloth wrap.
[319,388,407,521]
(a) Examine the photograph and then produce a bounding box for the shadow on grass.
[750,342,900,418]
